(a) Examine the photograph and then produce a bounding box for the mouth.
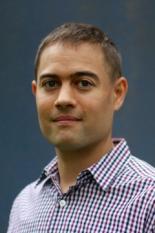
[52,115,82,124]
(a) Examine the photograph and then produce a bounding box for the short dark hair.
[34,22,122,80]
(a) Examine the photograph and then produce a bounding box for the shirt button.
[59,199,66,208]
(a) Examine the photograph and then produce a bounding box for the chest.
[13,183,150,233]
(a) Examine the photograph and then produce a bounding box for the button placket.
[59,199,66,208]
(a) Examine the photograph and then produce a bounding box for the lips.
[53,115,82,122]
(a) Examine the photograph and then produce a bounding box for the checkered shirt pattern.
[7,139,155,232]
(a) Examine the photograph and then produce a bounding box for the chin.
[53,139,82,151]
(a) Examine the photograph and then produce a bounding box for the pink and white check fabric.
[7,139,155,232]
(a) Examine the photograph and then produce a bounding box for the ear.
[32,80,37,96]
[113,77,128,111]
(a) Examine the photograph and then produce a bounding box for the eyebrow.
[38,73,59,81]
[71,71,99,81]
[38,70,99,81]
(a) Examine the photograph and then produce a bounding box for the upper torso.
[7,139,155,233]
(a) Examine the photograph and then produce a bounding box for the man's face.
[32,43,127,152]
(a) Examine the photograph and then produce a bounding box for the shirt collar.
[36,157,58,186]
[36,138,131,191]
[88,138,131,191]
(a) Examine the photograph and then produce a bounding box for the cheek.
[88,95,114,119]
[36,96,53,119]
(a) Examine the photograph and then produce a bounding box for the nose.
[54,84,76,110]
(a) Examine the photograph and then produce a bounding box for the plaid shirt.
[7,139,155,233]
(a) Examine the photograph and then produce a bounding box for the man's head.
[34,22,122,82]
[32,23,128,153]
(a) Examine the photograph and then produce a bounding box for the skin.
[32,42,128,192]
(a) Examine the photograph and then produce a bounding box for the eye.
[76,80,94,89]
[42,79,60,90]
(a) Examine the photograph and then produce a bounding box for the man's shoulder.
[7,180,39,229]
[118,155,155,195]
[113,154,155,192]
[12,158,57,209]
[110,155,155,214]
[129,155,155,181]
[11,180,39,209]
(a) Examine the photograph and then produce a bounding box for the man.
[7,23,155,232]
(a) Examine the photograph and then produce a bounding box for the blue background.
[1,0,155,232]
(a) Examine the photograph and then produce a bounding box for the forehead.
[37,42,109,78]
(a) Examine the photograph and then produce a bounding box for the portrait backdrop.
[1,0,155,232]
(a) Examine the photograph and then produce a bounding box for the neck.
[56,138,113,193]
